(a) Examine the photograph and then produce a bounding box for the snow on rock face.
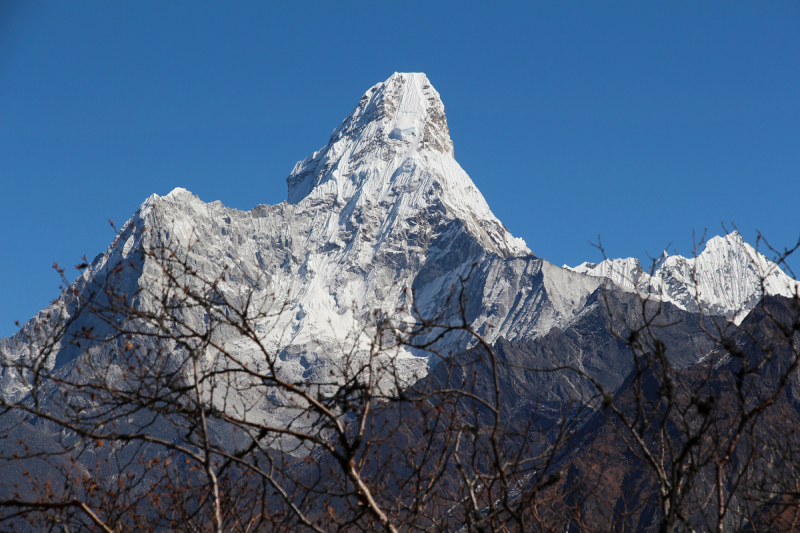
[286,72,528,259]
[7,72,789,446]
[568,257,644,291]
[2,73,606,426]
[287,73,453,203]
[565,232,798,322]
[123,73,580,365]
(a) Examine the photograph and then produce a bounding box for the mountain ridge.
[565,231,797,322]
[1,72,795,433]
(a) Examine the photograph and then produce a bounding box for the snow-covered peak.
[566,257,644,290]
[339,72,453,156]
[284,72,529,258]
[566,232,798,321]
[702,231,743,254]
[166,187,192,198]
[652,231,797,320]
[286,73,452,205]
[653,250,670,271]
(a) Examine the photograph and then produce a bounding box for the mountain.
[1,72,799,530]
[0,71,794,441]
[565,231,797,323]
[416,284,717,426]
[535,295,800,531]
[1,74,602,402]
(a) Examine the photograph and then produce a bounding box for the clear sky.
[1,1,799,337]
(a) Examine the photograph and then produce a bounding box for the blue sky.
[1,1,799,337]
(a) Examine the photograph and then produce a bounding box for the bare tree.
[540,233,800,532]
[1,212,799,533]
[0,210,581,532]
